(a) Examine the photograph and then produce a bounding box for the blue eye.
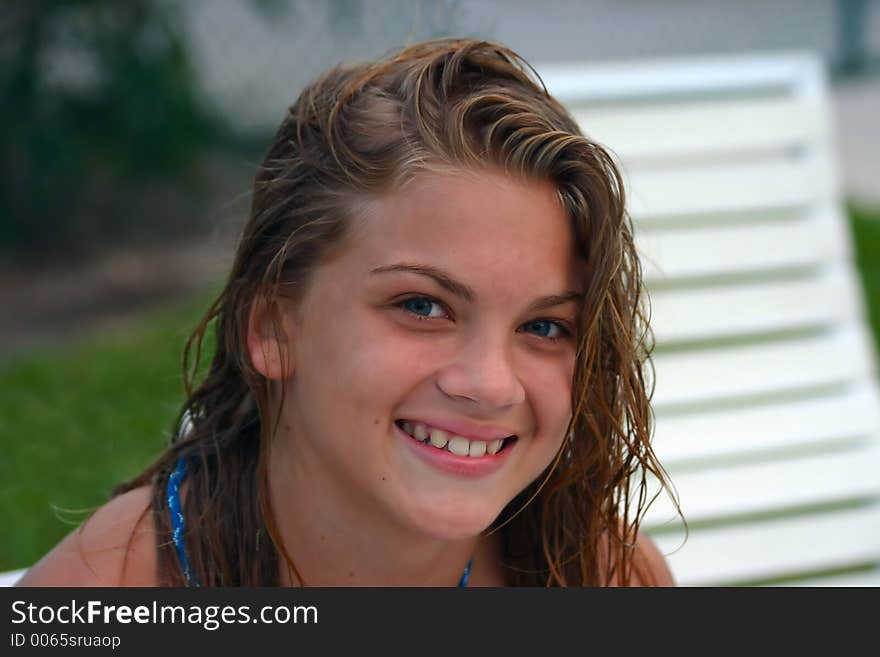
[400,296,447,319]
[521,319,567,340]
[397,297,567,339]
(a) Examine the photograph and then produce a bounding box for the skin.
[17,169,675,587]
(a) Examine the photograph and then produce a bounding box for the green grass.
[0,289,217,570]
[849,204,880,355]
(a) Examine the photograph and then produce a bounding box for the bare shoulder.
[601,529,676,587]
[629,531,676,587]
[16,486,160,587]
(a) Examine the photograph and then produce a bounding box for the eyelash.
[395,295,573,342]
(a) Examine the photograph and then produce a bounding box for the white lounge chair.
[0,569,25,587]
[541,52,880,586]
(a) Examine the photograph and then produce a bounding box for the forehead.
[340,169,580,293]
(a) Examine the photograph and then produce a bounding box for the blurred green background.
[3,0,880,571]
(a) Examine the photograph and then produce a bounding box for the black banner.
[1,586,873,653]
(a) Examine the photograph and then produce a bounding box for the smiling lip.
[395,422,514,478]
[396,417,517,442]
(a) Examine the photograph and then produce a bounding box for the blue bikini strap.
[167,456,200,587]
[167,455,471,588]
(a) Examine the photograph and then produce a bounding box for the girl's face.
[278,169,582,540]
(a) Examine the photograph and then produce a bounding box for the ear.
[246,297,295,380]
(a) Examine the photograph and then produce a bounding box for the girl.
[20,38,678,587]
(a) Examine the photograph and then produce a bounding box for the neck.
[267,436,498,586]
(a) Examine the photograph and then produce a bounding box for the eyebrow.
[369,263,583,311]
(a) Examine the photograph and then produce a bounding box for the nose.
[435,331,526,410]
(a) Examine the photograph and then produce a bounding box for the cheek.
[346,337,448,415]
[524,353,575,437]
[297,316,443,412]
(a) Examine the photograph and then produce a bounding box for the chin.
[400,495,505,542]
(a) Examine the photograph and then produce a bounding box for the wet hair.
[115,37,679,586]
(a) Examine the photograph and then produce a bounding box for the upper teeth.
[400,421,507,457]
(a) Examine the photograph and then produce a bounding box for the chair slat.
[652,505,880,586]
[0,569,24,587]
[651,325,875,409]
[571,96,827,161]
[639,208,847,282]
[627,155,834,221]
[644,441,880,527]
[649,264,861,344]
[541,53,823,103]
[652,382,880,462]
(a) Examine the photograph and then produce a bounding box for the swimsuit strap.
[167,455,472,588]
[167,456,200,587]
[459,558,473,587]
